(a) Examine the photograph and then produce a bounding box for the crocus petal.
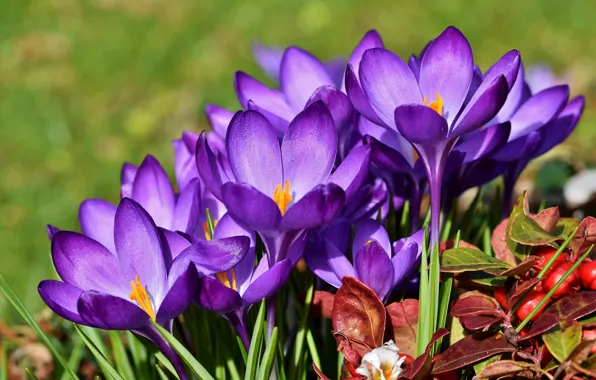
[345,30,384,90]
[419,26,474,124]
[359,48,422,128]
[328,144,371,200]
[306,86,354,130]
[492,63,528,123]
[359,116,414,162]
[131,155,176,229]
[51,231,127,297]
[226,110,283,195]
[246,100,292,136]
[281,102,337,200]
[47,225,60,240]
[325,58,347,88]
[251,43,284,81]
[280,47,334,111]
[120,163,138,198]
[394,105,449,144]
[205,104,234,139]
[242,259,293,304]
[78,199,117,254]
[281,183,345,230]
[221,182,282,231]
[482,50,521,90]
[157,263,199,322]
[365,135,413,174]
[355,242,395,300]
[303,240,344,288]
[159,228,191,262]
[196,132,231,201]
[78,291,149,330]
[536,96,585,156]
[198,276,243,313]
[352,218,392,263]
[172,236,250,276]
[171,178,201,234]
[391,242,420,288]
[455,122,511,163]
[172,138,195,192]
[508,85,570,141]
[234,71,294,120]
[38,280,85,325]
[114,198,168,304]
[345,65,386,126]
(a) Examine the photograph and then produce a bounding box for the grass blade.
[256,327,278,380]
[156,364,170,380]
[60,338,84,380]
[155,352,179,380]
[110,331,135,380]
[74,325,125,380]
[1,341,8,380]
[290,278,314,380]
[306,329,321,370]
[26,369,41,380]
[244,300,266,380]
[416,226,430,357]
[126,332,149,379]
[0,275,78,380]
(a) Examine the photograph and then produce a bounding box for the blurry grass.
[2,0,596,320]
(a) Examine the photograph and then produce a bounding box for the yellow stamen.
[273,180,292,216]
[202,219,219,241]
[216,269,237,290]
[129,276,156,321]
[413,148,419,163]
[384,368,393,378]
[423,92,444,115]
[365,239,373,246]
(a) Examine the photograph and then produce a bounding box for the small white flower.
[356,340,406,380]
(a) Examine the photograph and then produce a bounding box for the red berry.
[493,287,508,309]
[542,262,578,298]
[516,291,550,322]
[583,329,596,354]
[534,246,566,270]
[579,260,596,289]
[401,354,414,365]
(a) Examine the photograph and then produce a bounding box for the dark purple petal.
[360,48,422,127]
[172,236,250,276]
[280,47,334,111]
[234,71,294,119]
[391,241,420,287]
[536,96,585,156]
[286,230,308,264]
[205,104,234,140]
[281,183,345,230]
[226,111,283,195]
[281,102,337,200]
[352,218,391,263]
[493,64,527,123]
[157,263,199,322]
[246,100,292,136]
[345,65,385,126]
[78,199,117,254]
[114,198,168,304]
[304,239,344,288]
[120,163,138,198]
[328,144,371,200]
[455,122,511,163]
[394,104,449,144]
[508,85,570,141]
[221,182,282,231]
[46,224,60,240]
[482,50,521,90]
[345,30,384,89]
[38,280,85,325]
[51,231,127,296]
[159,228,191,262]
[78,291,150,330]
[171,178,201,234]
[198,276,243,313]
[354,241,395,300]
[251,43,284,81]
[306,86,353,129]
[359,116,413,158]
[196,132,231,201]
[365,135,413,174]
[131,155,175,229]
[419,26,474,124]
[242,259,293,304]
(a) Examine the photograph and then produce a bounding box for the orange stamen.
[216,269,237,290]
[273,180,292,216]
[202,219,219,241]
[129,276,156,321]
[423,92,444,115]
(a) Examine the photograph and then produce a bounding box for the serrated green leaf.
[441,248,511,273]
[543,321,582,363]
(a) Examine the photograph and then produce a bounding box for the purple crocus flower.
[39,198,249,380]
[305,218,423,302]
[347,26,521,248]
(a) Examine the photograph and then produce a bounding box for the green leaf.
[553,217,580,238]
[290,278,314,380]
[26,369,41,380]
[110,331,135,380]
[151,321,216,380]
[156,364,170,380]
[60,338,84,380]
[126,332,149,379]
[473,354,500,376]
[441,248,511,273]
[543,321,582,363]
[256,327,278,380]
[416,226,430,357]
[509,214,560,246]
[306,329,321,370]
[0,275,78,380]
[155,352,180,380]
[245,300,266,380]
[75,325,125,380]
[506,192,530,260]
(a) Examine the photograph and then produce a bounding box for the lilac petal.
[205,104,234,140]
[242,259,293,304]
[114,198,168,305]
[365,135,413,174]
[196,132,231,201]
[78,199,117,254]
[131,155,176,229]
[172,138,195,192]
[38,280,85,325]
[492,135,540,162]
[345,30,384,89]
[159,228,191,262]
[508,85,570,141]
[171,178,201,234]
[455,122,511,163]
[493,63,528,123]
[303,239,344,288]
[281,102,337,200]
[246,100,292,136]
[527,64,559,93]
[78,291,149,330]
[359,116,413,162]
[51,231,127,296]
[281,183,345,230]
[234,71,294,120]
[360,48,422,128]
[451,75,509,137]
[221,182,282,231]
[280,47,334,111]
[198,276,243,313]
[352,218,391,263]
[47,224,60,240]
[226,111,283,195]
[482,50,521,90]
[324,58,347,88]
[120,163,138,198]
[251,43,284,81]
[157,263,199,322]
[354,242,395,300]
[306,86,354,130]
[341,179,389,222]
[172,236,250,276]
[328,144,371,200]
[391,241,420,287]
[394,105,449,144]
[419,26,474,124]
[345,65,385,126]
[286,231,308,264]
[536,96,585,156]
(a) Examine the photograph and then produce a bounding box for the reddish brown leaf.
[398,329,449,380]
[313,363,331,380]
[506,278,541,310]
[439,240,479,253]
[450,291,501,317]
[570,216,596,255]
[460,315,504,331]
[431,332,516,374]
[491,218,518,266]
[477,360,537,378]
[310,291,334,319]
[498,256,537,277]
[332,276,386,358]
[531,207,560,233]
[387,299,418,357]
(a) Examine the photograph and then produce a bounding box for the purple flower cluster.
[39,26,582,378]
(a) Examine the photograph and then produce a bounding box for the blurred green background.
[2,0,596,320]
